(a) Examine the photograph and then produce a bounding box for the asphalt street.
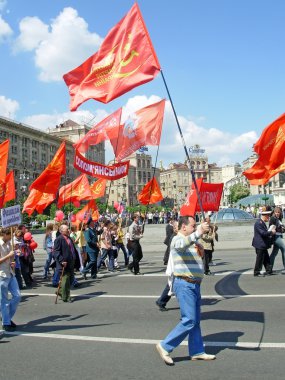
[1,222,285,380]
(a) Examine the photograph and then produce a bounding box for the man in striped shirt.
[156,215,216,365]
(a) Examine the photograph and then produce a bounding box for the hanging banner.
[74,149,129,180]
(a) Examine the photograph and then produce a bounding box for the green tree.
[229,183,250,203]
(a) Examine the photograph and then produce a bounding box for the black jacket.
[53,234,78,272]
[252,219,274,249]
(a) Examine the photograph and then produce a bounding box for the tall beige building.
[159,145,209,207]
[107,152,159,207]
[0,116,105,200]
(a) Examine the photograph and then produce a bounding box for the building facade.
[106,152,160,207]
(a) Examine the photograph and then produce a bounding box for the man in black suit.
[252,207,276,277]
[53,224,77,302]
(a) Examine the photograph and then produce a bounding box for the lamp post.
[18,170,30,201]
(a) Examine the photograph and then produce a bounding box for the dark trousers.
[254,248,272,275]
[15,268,24,289]
[203,249,213,274]
[117,243,129,265]
[20,257,33,286]
[156,283,171,307]
[128,241,143,274]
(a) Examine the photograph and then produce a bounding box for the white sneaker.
[156,343,174,365]
[191,353,216,361]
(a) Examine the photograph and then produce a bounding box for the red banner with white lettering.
[74,149,129,180]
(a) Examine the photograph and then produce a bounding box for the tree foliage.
[229,183,250,203]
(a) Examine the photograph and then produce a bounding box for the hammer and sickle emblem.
[92,183,102,195]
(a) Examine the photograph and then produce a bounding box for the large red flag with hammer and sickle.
[63,3,161,111]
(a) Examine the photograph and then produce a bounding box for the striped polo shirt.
[171,232,204,281]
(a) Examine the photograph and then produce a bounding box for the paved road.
[1,223,285,380]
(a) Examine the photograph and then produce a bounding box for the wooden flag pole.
[160,69,205,220]
[55,266,65,304]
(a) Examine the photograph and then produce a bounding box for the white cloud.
[13,16,49,51]
[22,109,108,131]
[14,7,102,81]
[121,95,162,121]
[0,15,12,42]
[0,95,19,118]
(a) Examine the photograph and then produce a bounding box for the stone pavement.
[1,222,285,380]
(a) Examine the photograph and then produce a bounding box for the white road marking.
[21,292,285,299]
[4,331,285,349]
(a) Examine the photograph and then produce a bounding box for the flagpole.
[160,69,205,220]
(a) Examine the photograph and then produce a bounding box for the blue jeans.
[81,251,98,277]
[44,250,53,276]
[98,249,114,270]
[270,236,285,269]
[161,277,204,356]
[0,276,21,325]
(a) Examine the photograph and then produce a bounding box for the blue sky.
[1,0,285,167]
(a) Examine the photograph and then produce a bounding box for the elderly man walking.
[156,215,216,365]
[53,225,77,303]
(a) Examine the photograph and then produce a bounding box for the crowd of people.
[2,205,285,364]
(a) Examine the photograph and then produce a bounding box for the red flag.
[73,108,122,153]
[23,189,43,216]
[3,171,15,204]
[108,99,165,161]
[57,174,92,208]
[30,141,66,194]
[137,177,163,205]
[63,3,160,110]
[180,179,224,216]
[22,189,55,216]
[180,179,203,216]
[35,192,56,214]
[75,199,99,222]
[243,113,285,184]
[0,139,9,182]
[0,139,10,207]
[90,178,107,199]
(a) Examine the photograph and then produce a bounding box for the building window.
[147,161,150,168]
[12,146,17,154]
[143,172,146,182]
[138,159,141,168]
